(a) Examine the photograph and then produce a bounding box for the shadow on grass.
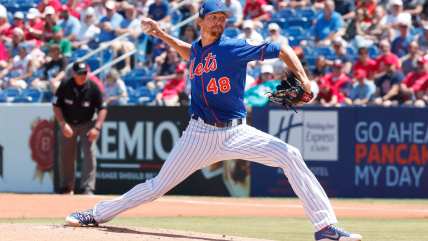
[72,225,233,241]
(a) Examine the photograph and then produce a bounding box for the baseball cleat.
[65,209,98,227]
[315,225,362,241]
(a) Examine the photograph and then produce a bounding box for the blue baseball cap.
[198,0,229,18]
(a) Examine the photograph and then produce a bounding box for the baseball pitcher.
[66,1,362,240]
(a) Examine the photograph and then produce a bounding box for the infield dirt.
[0,194,427,241]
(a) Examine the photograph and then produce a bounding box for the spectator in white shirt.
[238,20,263,43]
[266,22,288,46]
[74,7,101,49]
[380,0,412,40]
[112,3,141,74]
[5,43,34,89]
[104,68,128,105]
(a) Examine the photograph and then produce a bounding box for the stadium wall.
[252,106,428,198]
[1,104,427,198]
[0,104,54,193]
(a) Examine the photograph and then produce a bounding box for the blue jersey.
[188,36,280,122]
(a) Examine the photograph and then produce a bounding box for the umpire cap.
[198,0,230,18]
[72,62,88,75]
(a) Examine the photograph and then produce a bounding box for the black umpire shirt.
[52,78,106,125]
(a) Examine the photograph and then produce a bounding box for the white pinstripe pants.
[93,118,337,231]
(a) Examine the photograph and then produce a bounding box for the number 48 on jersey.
[207,77,231,94]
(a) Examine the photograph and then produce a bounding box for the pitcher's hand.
[141,17,163,38]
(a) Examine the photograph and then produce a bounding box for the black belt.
[191,115,244,128]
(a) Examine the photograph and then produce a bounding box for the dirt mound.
[0,224,271,241]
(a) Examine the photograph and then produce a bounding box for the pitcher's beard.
[209,29,223,38]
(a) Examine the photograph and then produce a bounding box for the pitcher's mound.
[0,224,272,241]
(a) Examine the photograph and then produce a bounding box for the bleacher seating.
[368,45,380,59]
[1,0,36,13]
[285,17,312,29]
[87,57,101,72]
[0,91,5,103]
[136,86,156,105]
[0,87,21,103]
[284,26,304,38]
[12,88,42,103]
[346,46,357,60]
[21,88,43,102]
[315,46,336,60]
[272,8,295,21]
[295,8,318,21]
[126,86,139,105]
[122,68,152,89]
[1,0,426,108]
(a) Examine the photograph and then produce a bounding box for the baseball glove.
[267,72,314,112]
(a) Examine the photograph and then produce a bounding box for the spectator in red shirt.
[375,39,400,76]
[404,55,428,107]
[3,12,28,41]
[66,0,93,20]
[38,0,63,14]
[355,0,377,23]
[155,62,186,106]
[317,82,339,106]
[0,8,10,39]
[0,40,9,86]
[400,55,428,105]
[319,60,351,106]
[0,40,8,62]
[27,8,45,46]
[353,46,377,79]
[243,0,267,20]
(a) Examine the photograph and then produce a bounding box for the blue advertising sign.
[251,107,346,197]
[251,106,428,198]
[343,107,428,198]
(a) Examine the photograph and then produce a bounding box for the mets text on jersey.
[189,52,217,79]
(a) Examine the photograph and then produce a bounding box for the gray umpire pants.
[59,121,97,192]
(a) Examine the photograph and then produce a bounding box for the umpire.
[52,61,107,195]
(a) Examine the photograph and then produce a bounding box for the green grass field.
[1,216,427,241]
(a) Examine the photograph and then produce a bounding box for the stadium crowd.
[1,0,428,107]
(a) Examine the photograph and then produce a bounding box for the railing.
[65,32,131,71]
[71,0,198,76]
[92,50,136,76]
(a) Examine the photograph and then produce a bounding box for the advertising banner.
[251,106,428,198]
[251,107,342,197]
[52,105,428,197]
[81,106,189,194]
[0,104,54,193]
[344,107,428,198]
[63,106,251,196]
